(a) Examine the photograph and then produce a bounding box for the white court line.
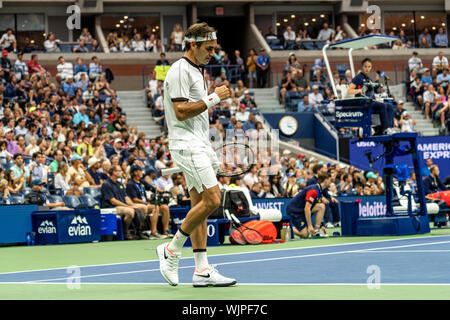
[357,250,450,253]
[22,239,450,284]
[1,234,450,276]
[2,282,450,286]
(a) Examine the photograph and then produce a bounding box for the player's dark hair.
[312,164,323,175]
[317,172,329,184]
[361,58,372,65]
[184,22,216,51]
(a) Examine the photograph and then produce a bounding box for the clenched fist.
[214,85,231,101]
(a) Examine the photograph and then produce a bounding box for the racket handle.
[230,213,241,224]
[161,167,182,176]
[224,209,232,220]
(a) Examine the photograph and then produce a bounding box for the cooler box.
[32,209,101,245]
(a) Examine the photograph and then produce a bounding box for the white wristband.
[202,92,221,109]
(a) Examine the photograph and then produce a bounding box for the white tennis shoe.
[156,243,181,286]
[192,265,237,287]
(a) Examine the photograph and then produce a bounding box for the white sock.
[193,250,209,272]
[167,229,189,253]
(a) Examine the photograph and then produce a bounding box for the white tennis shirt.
[164,57,210,150]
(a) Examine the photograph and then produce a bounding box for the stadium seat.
[83,187,102,204]
[79,194,99,209]
[8,194,25,204]
[314,41,326,50]
[47,195,64,204]
[63,195,82,209]
[301,41,315,50]
[22,187,32,196]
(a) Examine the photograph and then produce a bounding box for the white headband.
[182,32,217,50]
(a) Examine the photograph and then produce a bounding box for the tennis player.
[156,22,236,287]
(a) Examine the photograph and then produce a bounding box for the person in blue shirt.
[286,172,329,238]
[435,27,448,48]
[72,105,91,127]
[436,68,450,93]
[346,58,395,135]
[255,48,270,88]
[418,28,432,48]
[297,94,311,112]
[62,77,77,97]
[242,113,257,131]
[421,69,433,85]
[423,165,447,195]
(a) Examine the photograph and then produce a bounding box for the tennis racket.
[161,142,256,178]
[225,209,263,245]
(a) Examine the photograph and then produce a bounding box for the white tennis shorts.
[170,146,220,193]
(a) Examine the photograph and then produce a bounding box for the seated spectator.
[56,56,74,83]
[234,80,247,98]
[332,25,344,42]
[423,84,439,119]
[76,72,89,93]
[418,28,432,48]
[14,53,28,81]
[62,77,77,97]
[394,100,405,128]
[170,24,184,52]
[398,111,416,132]
[55,161,81,196]
[421,68,433,85]
[243,113,257,132]
[297,94,312,112]
[292,69,309,91]
[43,33,60,53]
[313,54,326,74]
[284,53,301,75]
[250,182,265,198]
[436,68,450,95]
[68,154,93,190]
[101,165,137,240]
[73,39,89,53]
[283,172,299,197]
[410,76,424,106]
[265,26,278,43]
[0,28,17,53]
[74,57,89,82]
[78,28,93,44]
[89,56,102,83]
[308,85,324,108]
[280,72,297,104]
[283,26,296,49]
[27,54,46,75]
[131,33,146,52]
[91,39,101,52]
[317,22,335,42]
[423,165,447,195]
[432,51,448,77]
[4,128,19,155]
[434,27,448,48]
[240,90,257,109]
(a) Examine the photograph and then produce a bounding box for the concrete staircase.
[250,87,285,113]
[403,101,440,136]
[117,90,163,138]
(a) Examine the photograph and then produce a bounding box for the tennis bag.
[230,220,277,245]
[210,189,252,219]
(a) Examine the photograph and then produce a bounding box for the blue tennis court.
[2,235,450,286]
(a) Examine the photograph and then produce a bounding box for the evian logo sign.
[68,215,91,237]
[38,220,57,234]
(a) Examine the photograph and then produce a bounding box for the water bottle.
[26,233,32,246]
[280,223,286,241]
[31,232,35,246]
[286,223,291,241]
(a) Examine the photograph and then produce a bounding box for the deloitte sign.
[358,200,386,218]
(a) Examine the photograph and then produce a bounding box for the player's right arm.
[173,85,230,121]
